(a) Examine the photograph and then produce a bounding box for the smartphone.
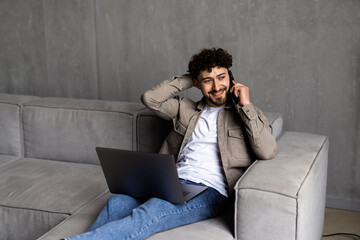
[228,69,237,105]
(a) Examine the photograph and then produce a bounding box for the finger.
[232,87,239,98]
[230,80,238,93]
[230,84,235,93]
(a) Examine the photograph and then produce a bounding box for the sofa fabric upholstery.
[235,132,329,240]
[22,97,144,165]
[0,158,108,240]
[38,192,112,240]
[0,93,328,240]
[0,155,20,168]
[266,112,283,140]
[0,94,39,157]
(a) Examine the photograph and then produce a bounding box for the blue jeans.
[65,180,227,240]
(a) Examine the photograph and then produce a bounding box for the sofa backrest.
[135,109,173,153]
[0,94,40,157]
[265,112,283,140]
[22,97,145,165]
[0,93,283,165]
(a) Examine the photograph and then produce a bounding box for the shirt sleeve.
[141,75,193,121]
[235,103,277,160]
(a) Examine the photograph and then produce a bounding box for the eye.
[202,79,211,84]
[218,76,226,81]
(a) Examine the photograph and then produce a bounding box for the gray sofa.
[0,93,329,240]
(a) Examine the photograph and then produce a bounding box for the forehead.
[198,67,227,79]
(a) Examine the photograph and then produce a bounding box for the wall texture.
[0,0,359,210]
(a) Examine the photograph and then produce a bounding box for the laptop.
[95,147,208,204]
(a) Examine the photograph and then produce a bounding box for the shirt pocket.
[228,128,244,139]
[227,128,252,164]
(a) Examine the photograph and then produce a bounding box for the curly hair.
[188,48,232,79]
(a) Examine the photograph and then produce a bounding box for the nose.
[213,80,220,91]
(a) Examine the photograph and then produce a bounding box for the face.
[194,67,230,107]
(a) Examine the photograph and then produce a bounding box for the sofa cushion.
[22,97,145,164]
[0,155,20,168]
[147,215,234,240]
[0,157,108,240]
[38,192,113,240]
[38,191,234,240]
[0,94,40,156]
[265,112,283,140]
[0,205,68,240]
[136,109,173,153]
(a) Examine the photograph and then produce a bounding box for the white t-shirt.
[176,105,228,197]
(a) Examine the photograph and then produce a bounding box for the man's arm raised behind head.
[141,75,194,121]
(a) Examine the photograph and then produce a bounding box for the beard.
[205,89,228,107]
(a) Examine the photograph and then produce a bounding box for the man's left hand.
[229,80,251,107]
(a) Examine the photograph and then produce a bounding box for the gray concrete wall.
[0,0,359,210]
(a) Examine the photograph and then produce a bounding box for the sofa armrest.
[234,131,329,240]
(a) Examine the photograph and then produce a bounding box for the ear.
[193,78,201,89]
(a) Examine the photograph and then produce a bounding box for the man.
[65,47,276,240]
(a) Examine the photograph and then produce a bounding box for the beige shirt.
[141,75,277,196]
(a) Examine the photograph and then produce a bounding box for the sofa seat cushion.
[0,155,20,168]
[0,158,108,240]
[147,216,234,240]
[39,191,235,240]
